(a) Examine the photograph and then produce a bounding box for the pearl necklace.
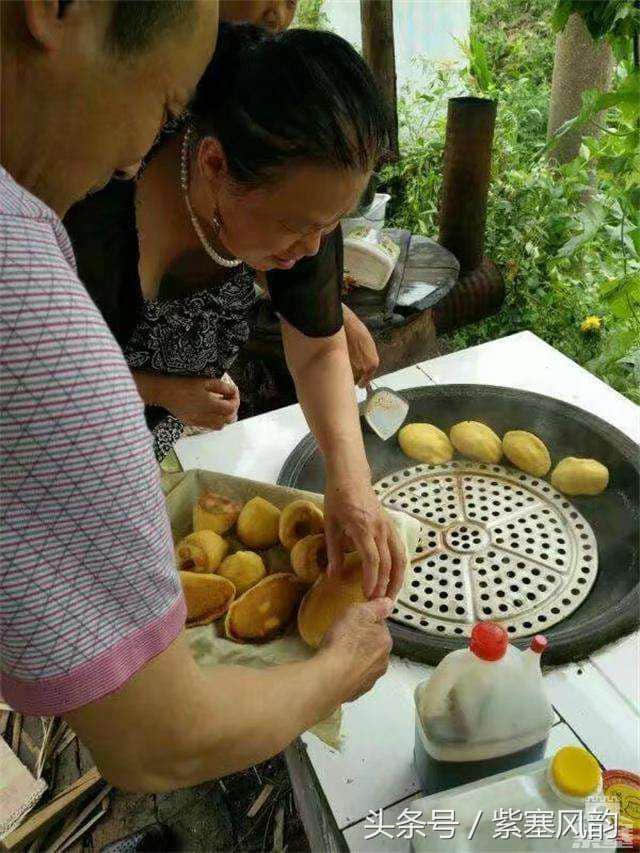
[180,128,241,268]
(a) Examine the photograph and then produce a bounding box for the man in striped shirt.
[1,0,393,791]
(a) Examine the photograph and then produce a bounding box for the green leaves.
[557,202,607,257]
[467,33,494,93]
[388,0,638,403]
[601,274,640,318]
[591,71,640,121]
[552,1,640,49]
[293,0,328,30]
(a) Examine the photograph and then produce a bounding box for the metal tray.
[278,384,640,665]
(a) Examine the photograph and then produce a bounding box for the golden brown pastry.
[550,457,609,496]
[225,573,306,642]
[290,534,328,584]
[218,551,266,596]
[179,571,236,627]
[193,491,242,535]
[237,496,281,549]
[502,430,552,476]
[398,423,454,463]
[298,553,366,648]
[175,530,229,572]
[450,421,502,464]
[279,500,324,551]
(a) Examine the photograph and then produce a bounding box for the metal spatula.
[359,383,409,441]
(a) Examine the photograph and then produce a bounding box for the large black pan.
[278,385,639,665]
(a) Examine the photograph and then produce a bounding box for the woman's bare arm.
[281,319,405,600]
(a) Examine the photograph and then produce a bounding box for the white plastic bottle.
[414,622,555,795]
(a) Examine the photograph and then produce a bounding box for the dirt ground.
[4,714,309,852]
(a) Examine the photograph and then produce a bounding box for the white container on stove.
[414,622,555,795]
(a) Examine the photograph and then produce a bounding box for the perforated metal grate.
[374,461,599,639]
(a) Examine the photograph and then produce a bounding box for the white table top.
[175,332,640,849]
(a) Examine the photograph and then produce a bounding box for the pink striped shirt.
[0,167,186,715]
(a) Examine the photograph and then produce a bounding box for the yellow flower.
[580,316,602,333]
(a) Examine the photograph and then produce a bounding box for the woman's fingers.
[325,518,344,577]
[205,392,238,417]
[358,365,377,388]
[386,523,406,601]
[204,377,239,399]
[352,532,380,598]
[371,533,392,599]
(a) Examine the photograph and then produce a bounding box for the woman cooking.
[67,28,378,457]
[217,0,379,419]
[65,23,403,599]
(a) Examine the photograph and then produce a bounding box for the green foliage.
[383,0,639,403]
[547,62,640,399]
[552,0,639,59]
[293,0,328,30]
[466,0,556,90]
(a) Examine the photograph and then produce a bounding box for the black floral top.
[124,268,257,461]
[64,176,343,461]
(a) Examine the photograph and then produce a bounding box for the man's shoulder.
[0,166,56,221]
[0,166,78,272]
[0,170,140,424]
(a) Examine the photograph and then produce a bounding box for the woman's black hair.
[188,23,390,185]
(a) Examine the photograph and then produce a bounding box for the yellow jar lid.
[551,747,601,798]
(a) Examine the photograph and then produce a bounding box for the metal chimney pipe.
[438,97,497,274]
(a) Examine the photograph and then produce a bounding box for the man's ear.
[22,0,70,50]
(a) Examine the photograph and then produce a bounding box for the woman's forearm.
[282,321,370,482]
[132,370,171,407]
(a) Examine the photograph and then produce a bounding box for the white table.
[176,332,640,851]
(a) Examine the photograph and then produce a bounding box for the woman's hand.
[323,471,406,600]
[133,372,239,430]
[280,320,403,598]
[342,304,379,388]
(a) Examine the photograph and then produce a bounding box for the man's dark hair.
[188,23,390,186]
[106,1,194,54]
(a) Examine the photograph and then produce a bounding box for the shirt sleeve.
[265,226,344,338]
[0,217,185,716]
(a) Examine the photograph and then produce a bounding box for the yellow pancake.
[225,573,306,642]
[279,500,324,550]
[180,571,236,627]
[298,553,366,648]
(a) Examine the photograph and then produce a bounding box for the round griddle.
[278,385,640,665]
[372,460,598,642]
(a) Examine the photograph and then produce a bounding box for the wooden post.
[360,0,399,161]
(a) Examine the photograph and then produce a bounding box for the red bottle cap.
[530,635,548,654]
[469,622,508,661]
